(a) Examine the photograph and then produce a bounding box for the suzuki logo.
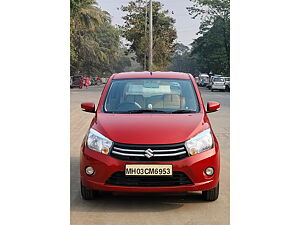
[144,148,154,158]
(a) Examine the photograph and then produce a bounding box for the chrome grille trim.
[110,142,189,161]
[152,147,185,152]
[114,147,145,152]
[111,151,145,157]
[113,146,185,153]
[154,151,186,157]
[111,150,186,157]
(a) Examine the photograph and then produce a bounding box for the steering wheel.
[134,102,142,109]
[116,102,141,111]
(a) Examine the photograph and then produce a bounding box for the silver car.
[200,74,209,87]
[224,77,230,92]
[211,77,226,92]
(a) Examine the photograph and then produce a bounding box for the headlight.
[185,129,214,156]
[86,128,113,155]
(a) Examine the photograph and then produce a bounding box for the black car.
[70,75,83,88]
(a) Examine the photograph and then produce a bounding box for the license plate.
[125,164,172,176]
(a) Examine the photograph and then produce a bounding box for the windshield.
[213,77,224,82]
[104,78,200,113]
[73,76,82,81]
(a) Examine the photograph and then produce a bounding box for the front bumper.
[211,84,225,90]
[80,146,220,192]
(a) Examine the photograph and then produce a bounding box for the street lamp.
[149,0,153,71]
[144,1,148,70]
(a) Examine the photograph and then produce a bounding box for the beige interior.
[126,94,185,109]
[163,94,181,109]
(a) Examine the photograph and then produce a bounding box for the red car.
[80,72,221,201]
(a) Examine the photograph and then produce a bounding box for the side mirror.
[207,101,220,113]
[81,102,95,113]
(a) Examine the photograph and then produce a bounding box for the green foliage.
[70,0,131,76]
[121,0,177,71]
[188,0,230,75]
[168,43,200,75]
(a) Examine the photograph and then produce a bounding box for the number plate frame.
[125,164,173,176]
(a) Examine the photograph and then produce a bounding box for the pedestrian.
[84,76,90,89]
[79,76,83,89]
[96,76,101,85]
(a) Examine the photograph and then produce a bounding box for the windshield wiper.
[126,109,168,114]
[171,109,197,114]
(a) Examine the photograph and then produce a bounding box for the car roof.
[112,71,191,80]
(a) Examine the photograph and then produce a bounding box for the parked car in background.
[211,77,225,92]
[199,74,209,87]
[80,71,221,201]
[222,77,230,92]
[70,75,83,89]
[195,76,200,85]
[207,75,221,89]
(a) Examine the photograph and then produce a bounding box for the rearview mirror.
[207,101,220,113]
[81,102,95,113]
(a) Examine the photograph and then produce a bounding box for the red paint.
[207,101,221,113]
[81,102,95,113]
[81,147,219,192]
[80,72,221,193]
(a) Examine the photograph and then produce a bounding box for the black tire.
[211,89,214,92]
[202,183,219,201]
[81,182,96,200]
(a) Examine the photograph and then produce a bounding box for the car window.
[213,77,224,82]
[104,78,200,113]
[73,76,81,81]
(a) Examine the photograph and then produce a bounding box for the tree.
[188,0,230,75]
[168,43,200,75]
[121,0,177,71]
[70,0,131,76]
[70,0,109,73]
[191,17,229,75]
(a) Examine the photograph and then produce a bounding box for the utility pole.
[149,0,153,71]
[144,1,148,71]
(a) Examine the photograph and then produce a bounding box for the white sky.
[97,0,201,46]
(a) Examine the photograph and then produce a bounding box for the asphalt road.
[70,85,230,225]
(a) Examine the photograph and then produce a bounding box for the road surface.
[70,85,230,225]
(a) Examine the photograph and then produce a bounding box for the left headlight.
[185,129,214,156]
[86,128,113,155]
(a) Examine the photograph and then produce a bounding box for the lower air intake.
[105,171,193,187]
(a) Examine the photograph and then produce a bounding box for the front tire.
[202,183,219,201]
[81,182,96,200]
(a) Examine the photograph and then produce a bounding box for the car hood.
[92,113,210,145]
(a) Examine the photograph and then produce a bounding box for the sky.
[97,0,201,46]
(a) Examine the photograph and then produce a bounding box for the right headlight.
[86,128,113,155]
[185,129,214,156]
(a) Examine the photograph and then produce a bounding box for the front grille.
[110,142,189,161]
[105,171,193,187]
